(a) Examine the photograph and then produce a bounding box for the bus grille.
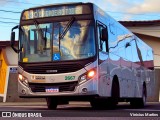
[20,63,83,74]
[29,81,78,92]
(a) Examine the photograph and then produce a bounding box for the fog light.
[82,88,87,93]
[22,89,26,95]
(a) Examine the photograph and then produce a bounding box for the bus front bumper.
[18,79,98,98]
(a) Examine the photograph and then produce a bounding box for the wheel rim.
[142,87,146,105]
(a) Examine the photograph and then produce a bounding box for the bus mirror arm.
[11,25,19,53]
[106,42,109,53]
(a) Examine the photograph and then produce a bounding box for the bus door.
[97,21,110,96]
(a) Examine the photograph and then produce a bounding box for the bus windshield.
[20,20,96,62]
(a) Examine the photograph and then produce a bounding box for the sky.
[0,0,160,41]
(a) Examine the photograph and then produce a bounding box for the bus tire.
[90,99,106,109]
[110,78,120,106]
[130,84,147,108]
[104,79,120,109]
[139,84,147,107]
[46,97,58,110]
[90,99,99,109]
[90,99,104,109]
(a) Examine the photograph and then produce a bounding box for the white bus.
[11,2,154,109]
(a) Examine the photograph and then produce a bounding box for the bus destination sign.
[22,5,90,20]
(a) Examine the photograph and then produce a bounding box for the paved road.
[0,102,159,118]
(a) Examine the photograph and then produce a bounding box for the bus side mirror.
[11,32,15,45]
[11,25,19,53]
[101,28,109,52]
[101,28,108,41]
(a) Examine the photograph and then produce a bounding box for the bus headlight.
[79,69,96,84]
[18,74,28,86]
[18,74,24,81]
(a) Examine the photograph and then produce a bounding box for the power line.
[0,4,159,18]
[0,25,15,28]
[2,0,42,5]
[0,9,21,13]
[0,17,19,21]
[0,6,159,21]
[0,21,18,24]
[0,0,159,18]
[0,25,15,27]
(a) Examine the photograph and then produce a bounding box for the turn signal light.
[79,68,96,84]
[87,70,96,79]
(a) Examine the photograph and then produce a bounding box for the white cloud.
[94,0,160,14]
[121,15,133,21]
[128,0,160,13]
[0,0,8,5]
[0,0,22,5]
[88,0,159,20]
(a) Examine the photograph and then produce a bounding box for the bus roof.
[25,2,91,10]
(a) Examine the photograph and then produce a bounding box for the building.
[0,41,18,102]
[0,41,45,102]
[120,20,160,102]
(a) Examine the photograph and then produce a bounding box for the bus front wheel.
[46,97,58,110]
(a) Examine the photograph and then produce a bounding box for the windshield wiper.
[59,17,75,40]
[57,17,75,53]
[33,19,47,50]
[44,26,47,49]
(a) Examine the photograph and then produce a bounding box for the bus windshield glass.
[20,20,96,62]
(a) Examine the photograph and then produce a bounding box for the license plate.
[45,87,59,93]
